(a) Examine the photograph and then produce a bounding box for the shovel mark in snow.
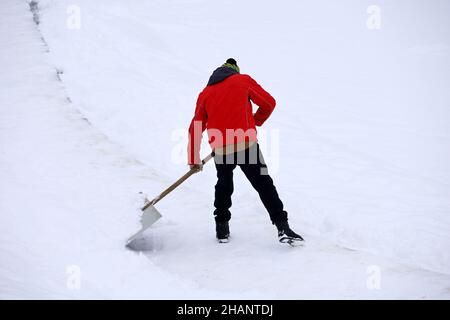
[126,234,163,253]
[29,1,39,25]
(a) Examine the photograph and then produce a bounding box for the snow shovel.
[127,152,214,244]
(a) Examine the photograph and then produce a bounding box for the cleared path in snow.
[135,197,450,299]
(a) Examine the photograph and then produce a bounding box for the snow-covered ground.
[1,0,449,299]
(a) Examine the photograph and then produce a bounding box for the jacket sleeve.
[187,95,207,165]
[247,76,276,126]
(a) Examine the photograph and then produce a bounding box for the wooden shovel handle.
[141,152,214,211]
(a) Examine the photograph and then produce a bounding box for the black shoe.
[275,221,304,245]
[216,220,230,243]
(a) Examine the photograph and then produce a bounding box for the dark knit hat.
[222,58,240,73]
[226,58,237,66]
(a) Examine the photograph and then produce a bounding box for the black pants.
[213,143,288,224]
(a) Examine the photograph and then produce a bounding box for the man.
[188,58,303,245]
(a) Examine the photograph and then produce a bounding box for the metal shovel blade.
[126,205,162,244]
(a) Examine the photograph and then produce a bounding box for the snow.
[1,0,449,299]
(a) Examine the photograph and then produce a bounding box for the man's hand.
[189,164,203,172]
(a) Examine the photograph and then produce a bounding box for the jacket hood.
[207,66,238,86]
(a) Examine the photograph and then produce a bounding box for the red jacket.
[188,67,276,164]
